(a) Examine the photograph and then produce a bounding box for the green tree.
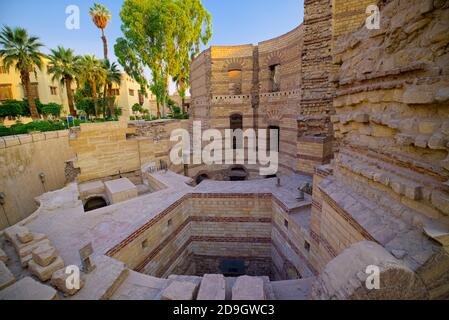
[0,26,45,119]
[47,46,80,117]
[116,0,211,119]
[102,59,121,118]
[114,37,148,114]
[77,55,107,117]
[90,3,111,59]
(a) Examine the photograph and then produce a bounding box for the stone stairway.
[70,255,129,300]
[111,272,310,301]
[270,278,314,300]
[2,226,314,301]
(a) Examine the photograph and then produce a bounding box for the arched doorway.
[229,166,248,181]
[196,174,210,185]
[84,196,108,212]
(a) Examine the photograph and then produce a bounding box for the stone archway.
[84,196,108,212]
[228,165,248,181]
[195,173,210,185]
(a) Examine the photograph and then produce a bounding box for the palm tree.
[102,59,121,118]
[77,55,106,117]
[173,74,188,114]
[47,46,80,117]
[89,3,111,60]
[0,26,44,119]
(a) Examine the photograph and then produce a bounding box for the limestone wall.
[298,0,334,137]
[309,0,449,299]
[189,25,310,177]
[70,120,189,183]
[105,192,314,281]
[0,131,75,230]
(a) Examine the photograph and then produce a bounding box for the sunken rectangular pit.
[106,193,313,282]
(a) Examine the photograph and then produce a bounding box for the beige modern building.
[0,57,158,120]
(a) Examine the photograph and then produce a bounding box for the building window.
[0,84,13,101]
[129,89,135,96]
[304,241,311,252]
[267,126,280,153]
[141,239,149,249]
[284,219,289,230]
[111,88,120,96]
[168,219,173,228]
[0,65,7,74]
[230,114,243,150]
[24,82,40,100]
[269,64,281,92]
[228,69,242,95]
[50,86,57,95]
[138,91,144,105]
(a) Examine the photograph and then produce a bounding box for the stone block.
[431,191,449,216]
[17,228,33,244]
[78,180,105,198]
[403,86,435,105]
[162,281,199,301]
[405,185,423,201]
[419,121,439,135]
[395,134,414,146]
[428,134,447,150]
[51,268,85,296]
[414,135,429,149]
[32,244,58,267]
[0,249,7,263]
[197,274,226,300]
[232,276,266,300]
[0,261,15,290]
[0,277,58,300]
[436,88,449,103]
[4,225,25,242]
[105,178,138,204]
[354,113,370,123]
[19,254,32,268]
[28,256,65,282]
[2,136,20,147]
[17,238,50,258]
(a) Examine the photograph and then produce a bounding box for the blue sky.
[0,0,303,57]
[0,0,304,91]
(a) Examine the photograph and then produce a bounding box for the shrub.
[41,103,62,118]
[0,120,67,136]
[0,100,28,118]
[132,103,143,114]
[114,107,122,117]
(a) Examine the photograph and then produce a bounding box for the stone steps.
[111,270,169,300]
[271,277,315,300]
[319,175,444,273]
[70,255,129,300]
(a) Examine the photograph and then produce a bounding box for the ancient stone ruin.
[0,0,448,300]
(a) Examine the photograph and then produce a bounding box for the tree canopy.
[115,0,212,117]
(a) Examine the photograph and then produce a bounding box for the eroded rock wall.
[310,0,449,299]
